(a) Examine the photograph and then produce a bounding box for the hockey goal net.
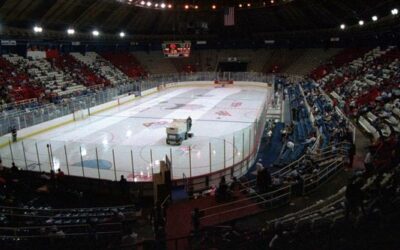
[214,80,234,88]
[73,109,89,121]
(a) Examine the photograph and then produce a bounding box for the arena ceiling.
[0,0,398,38]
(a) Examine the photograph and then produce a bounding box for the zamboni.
[166,117,193,145]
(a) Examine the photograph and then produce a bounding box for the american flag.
[224,7,235,26]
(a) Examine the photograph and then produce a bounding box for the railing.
[196,142,349,226]
[0,223,123,239]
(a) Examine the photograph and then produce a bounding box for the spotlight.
[340,24,346,30]
[247,3,251,7]
[238,4,243,8]
[184,4,189,9]
[119,32,126,38]
[146,1,152,7]
[160,3,166,8]
[67,28,75,35]
[92,30,100,36]
[194,5,198,9]
[33,26,43,33]
[140,1,145,5]
[167,4,172,8]
[358,20,364,26]
[212,4,216,9]
[372,15,378,21]
[392,8,398,15]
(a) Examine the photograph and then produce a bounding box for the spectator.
[287,140,295,151]
[216,176,229,201]
[192,207,201,233]
[120,228,138,249]
[364,150,374,175]
[349,143,356,168]
[10,162,19,178]
[229,177,240,191]
[0,159,4,172]
[119,175,129,199]
[56,168,65,178]
[345,177,365,220]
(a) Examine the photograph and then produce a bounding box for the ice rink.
[1,85,270,181]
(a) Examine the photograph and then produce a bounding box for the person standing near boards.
[11,126,17,142]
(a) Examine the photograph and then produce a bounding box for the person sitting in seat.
[216,176,230,202]
[287,140,295,151]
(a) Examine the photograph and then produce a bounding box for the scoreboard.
[162,41,191,58]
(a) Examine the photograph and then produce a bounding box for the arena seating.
[310,48,372,80]
[0,56,42,103]
[3,54,87,98]
[101,52,146,78]
[133,51,177,74]
[313,46,399,149]
[284,49,342,75]
[196,160,400,250]
[275,85,311,166]
[70,52,131,86]
[52,54,110,88]
[0,164,144,249]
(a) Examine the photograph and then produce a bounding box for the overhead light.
[160,3,166,8]
[167,4,172,8]
[372,15,378,21]
[119,32,126,38]
[340,24,346,30]
[358,20,364,26]
[238,4,243,8]
[392,8,398,15]
[155,3,158,7]
[140,1,145,5]
[247,3,251,7]
[33,26,43,33]
[194,5,198,9]
[146,1,152,7]
[212,4,216,9]
[184,4,189,9]
[67,28,75,35]
[92,30,100,36]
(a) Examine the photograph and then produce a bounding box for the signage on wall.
[1,40,17,46]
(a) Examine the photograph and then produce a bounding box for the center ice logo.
[177,144,201,156]
[231,101,242,108]
[215,110,232,117]
[143,121,170,129]
[164,103,204,110]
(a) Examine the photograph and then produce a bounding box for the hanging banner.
[1,40,17,46]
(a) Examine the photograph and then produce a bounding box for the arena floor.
[1,86,270,181]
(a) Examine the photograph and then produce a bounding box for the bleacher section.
[133,51,177,74]
[0,56,42,103]
[101,53,146,78]
[275,85,313,166]
[70,52,131,86]
[284,49,341,76]
[315,46,400,144]
[3,54,87,98]
[52,54,110,88]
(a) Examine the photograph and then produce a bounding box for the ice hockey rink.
[1,85,270,181]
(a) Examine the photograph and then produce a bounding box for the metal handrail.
[197,143,348,222]
[199,184,291,213]
[0,204,136,212]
